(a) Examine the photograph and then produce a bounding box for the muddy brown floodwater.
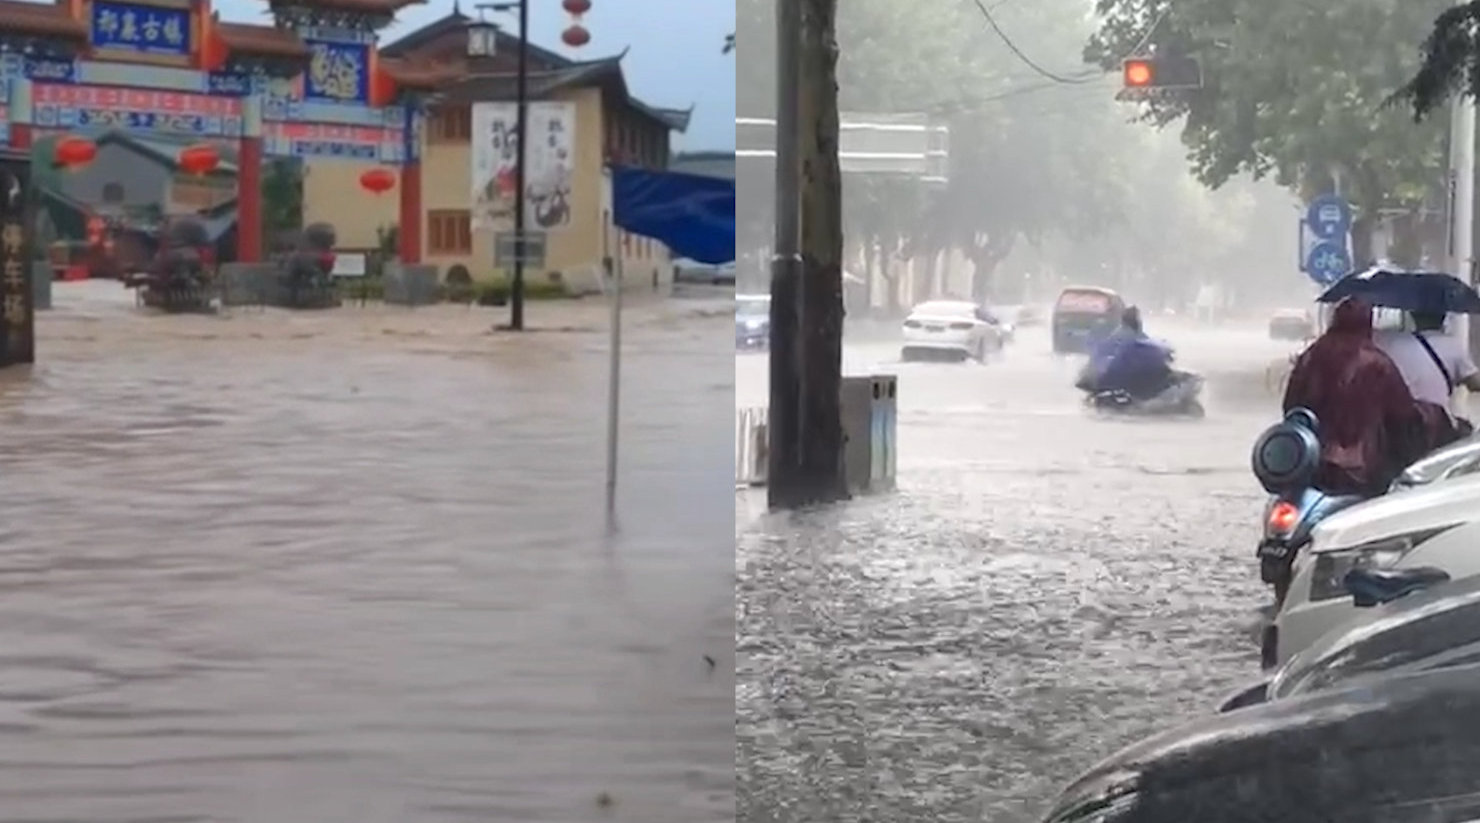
[0,282,734,822]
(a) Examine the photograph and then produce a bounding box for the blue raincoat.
[1087,329,1173,398]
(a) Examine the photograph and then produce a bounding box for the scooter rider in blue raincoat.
[1078,306,1176,400]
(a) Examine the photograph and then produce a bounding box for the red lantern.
[561,0,591,14]
[54,135,97,170]
[359,168,396,194]
[561,24,590,47]
[178,144,220,176]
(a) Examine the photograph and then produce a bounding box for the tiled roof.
[380,9,567,69]
[265,0,425,12]
[99,131,239,174]
[216,22,309,59]
[0,0,87,40]
[380,57,460,90]
[441,58,691,132]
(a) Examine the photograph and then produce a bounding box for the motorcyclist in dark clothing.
[1077,306,1176,400]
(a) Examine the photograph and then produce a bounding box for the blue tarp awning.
[610,164,735,265]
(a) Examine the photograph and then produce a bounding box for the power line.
[920,76,1117,115]
[968,0,1171,85]
[970,0,1095,84]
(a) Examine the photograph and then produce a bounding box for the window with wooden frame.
[427,210,472,255]
[428,105,472,143]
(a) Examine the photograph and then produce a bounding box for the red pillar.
[237,136,263,263]
[398,159,421,262]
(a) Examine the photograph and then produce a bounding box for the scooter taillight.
[1268,501,1300,534]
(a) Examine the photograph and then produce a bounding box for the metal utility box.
[841,373,897,495]
[735,406,769,488]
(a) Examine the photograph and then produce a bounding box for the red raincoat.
[1282,297,1427,495]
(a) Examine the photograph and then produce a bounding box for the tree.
[737,0,1149,301]
[1086,0,1451,266]
[1394,2,1480,120]
[261,157,304,251]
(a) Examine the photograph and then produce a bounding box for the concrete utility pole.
[767,0,848,509]
[1449,94,1480,359]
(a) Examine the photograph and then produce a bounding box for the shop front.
[0,0,440,264]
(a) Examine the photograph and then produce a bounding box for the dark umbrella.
[1317,268,1480,314]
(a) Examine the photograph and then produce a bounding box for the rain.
[735,0,1480,819]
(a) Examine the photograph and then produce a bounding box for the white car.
[900,300,1004,362]
[1270,471,1480,668]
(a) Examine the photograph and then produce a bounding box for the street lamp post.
[476,1,530,331]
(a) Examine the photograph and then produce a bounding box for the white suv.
[1269,471,1480,668]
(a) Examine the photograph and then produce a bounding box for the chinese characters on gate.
[91,1,191,56]
[306,41,368,104]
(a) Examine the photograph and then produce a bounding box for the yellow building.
[301,9,691,288]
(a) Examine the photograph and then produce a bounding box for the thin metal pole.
[603,212,622,526]
[766,0,803,509]
[510,0,529,330]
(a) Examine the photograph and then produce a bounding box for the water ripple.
[0,284,734,822]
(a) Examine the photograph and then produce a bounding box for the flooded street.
[0,282,734,822]
[736,319,1300,822]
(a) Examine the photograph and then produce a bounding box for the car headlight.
[1307,526,1458,602]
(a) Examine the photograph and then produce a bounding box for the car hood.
[1397,436,1480,486]
[1043,664,1480,822]
[1270,576,1480,701]
[1309,472,1480,553]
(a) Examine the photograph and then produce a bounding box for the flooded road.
[0,282,734,822]
[736,319,1299,822]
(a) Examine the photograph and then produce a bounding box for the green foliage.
[1086,0,1450,243]
[1393,1,1480,120]
[261,158,304,243]
[737,0,1149,296]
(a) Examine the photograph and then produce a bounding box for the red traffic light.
[1119,55,1203,90]
[1123,58,1154,88]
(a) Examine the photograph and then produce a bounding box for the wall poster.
[470,102,575,231]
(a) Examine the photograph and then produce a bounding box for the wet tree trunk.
[918,248,938,301]
[1387,210,1425,269]
[770,0,847,509]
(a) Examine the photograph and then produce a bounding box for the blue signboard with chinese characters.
[90,1,192,57]
[304,40,370,105]
[207,72,253,96]
[23,58,76,83]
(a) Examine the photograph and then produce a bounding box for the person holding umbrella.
[1375,310,1480,445]
[1320,268,1480,448]
[1283,297,1428,496]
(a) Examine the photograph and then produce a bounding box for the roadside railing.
[736,406,769,488]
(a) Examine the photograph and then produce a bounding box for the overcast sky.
[215,0,736,151]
